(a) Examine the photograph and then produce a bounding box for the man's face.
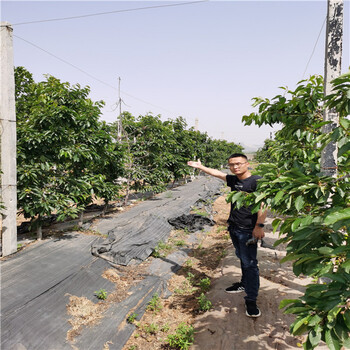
[227,157,249,175]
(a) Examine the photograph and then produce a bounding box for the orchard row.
[15,66,242,232]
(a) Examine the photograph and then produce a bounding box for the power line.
[120,90,175,114]
[302,15,327,79]
[2,1,208,27]
[14,34,116,89]
[13,34,178,115]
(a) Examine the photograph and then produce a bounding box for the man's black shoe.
[225,282,245,294]
[245,300,261,317]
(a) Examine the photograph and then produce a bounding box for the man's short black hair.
[228,153,248,160]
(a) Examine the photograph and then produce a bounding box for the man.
[187,153,266,317]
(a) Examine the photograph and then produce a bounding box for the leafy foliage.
[167,322,194,350]
[254,138,278,163]
[120,112,242,193]
[126,313,138,324]
[94,288,107,300]
[16,67,124,232]
[15,66,243,238]
[146,293,163,313]
[229,72,350,349]
[198,277,211,292]
[196,292,212,312]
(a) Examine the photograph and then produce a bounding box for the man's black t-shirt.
[226,174,262,229]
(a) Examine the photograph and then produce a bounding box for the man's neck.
[237,171,252,180]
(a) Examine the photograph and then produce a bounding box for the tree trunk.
[37,216,42,240]
[102,200,109,216]
[124,178,131,207]
[78,211,84,227]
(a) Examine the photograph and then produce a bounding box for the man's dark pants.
[228,226,260,302]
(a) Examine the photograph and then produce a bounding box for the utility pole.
[0,22,17,256]
[321,0,343,177]
[117,77,122,140]
[194,118,199,131]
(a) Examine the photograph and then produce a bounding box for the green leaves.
[324,208,350,225]
[295,196,305,212]
[318,247,334,256]
[16,67,124,225]
[226,191,246,209]
[16,66,243,231]
[308,329,322,348]
[243,72,350,350]
[121,113,242,193]
[325,329,341,350]
[274,190,284,205]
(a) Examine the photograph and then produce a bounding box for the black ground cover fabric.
[1,234,114,350]
[1,176,223,350]
[168,213,215,232]
[91,176,222,266]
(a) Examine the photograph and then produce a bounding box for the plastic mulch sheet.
[91,176,222,266]
[1,176,223,350]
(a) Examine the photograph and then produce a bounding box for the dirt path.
[192,197,328,350]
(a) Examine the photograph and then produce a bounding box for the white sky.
[1,1,349,151]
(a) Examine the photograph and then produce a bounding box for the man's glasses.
[228,162,247,168]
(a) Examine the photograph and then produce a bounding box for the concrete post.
[0,22,17,256]
[321,0,343,177]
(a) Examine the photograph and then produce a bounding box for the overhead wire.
[1,1,208,26]
[301,15,327,80]
[13,35,116,90]
[3,0,204,124]
[14,34,178,116]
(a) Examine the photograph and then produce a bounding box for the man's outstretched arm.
[187,159,227,181]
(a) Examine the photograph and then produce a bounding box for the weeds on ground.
[191,207,210,217]
[216,225,227,233]
[186,272,195,285]
[198,277,211,292]
[184,259,193,268]
[151,241,173,258]
[174,280,196,295]
[197,293,212,312]
[167,322,195,350]
[94,289,107,300]
[174,239,186,247]
[147,293,163,313]
[127,313,138,324]
[143,323,158,334]
[161,323,170,332]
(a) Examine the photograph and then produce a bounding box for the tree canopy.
[228,72,350,350]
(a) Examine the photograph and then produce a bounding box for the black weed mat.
[168,213,215,232]
[1,176,223,350]
[91,176,222,266]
